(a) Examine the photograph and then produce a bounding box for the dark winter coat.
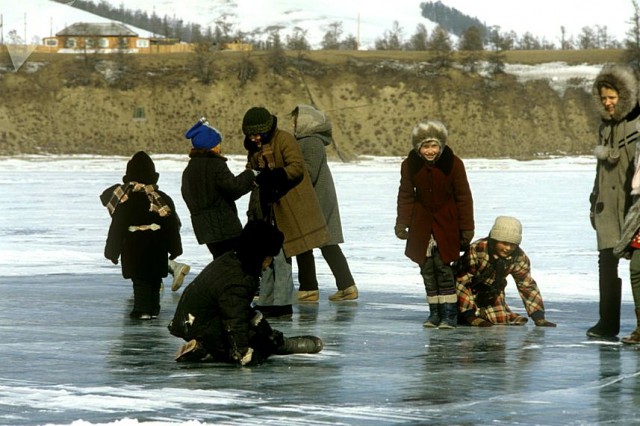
[590,64,640,250]
[181,150,255,245]
[245,125,330,257]
[168,252,261,360]
[294,104,344,245]
[104,153,183,280]
[396,147,474,265]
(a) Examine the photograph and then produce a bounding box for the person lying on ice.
[455,216,557,327]
[168,220,323,365]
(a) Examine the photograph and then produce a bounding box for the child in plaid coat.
[455,216,556,327]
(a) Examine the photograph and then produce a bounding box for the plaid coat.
[456,239,546,324]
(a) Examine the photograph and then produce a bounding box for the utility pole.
[357,12,360,50]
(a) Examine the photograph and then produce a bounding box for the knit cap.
[123,151,159,184]
[242,107,275,136]
[489,216,522,245]
[411,119,448,151]
[185,118,222,150]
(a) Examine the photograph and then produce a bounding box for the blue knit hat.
[185,118,222,150]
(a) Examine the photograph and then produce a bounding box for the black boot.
[587,274,621,339]
[422,304,441,328]
[439,303,458,329]
[274,336,323,355]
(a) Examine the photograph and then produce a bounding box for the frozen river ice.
[0,155,638,425]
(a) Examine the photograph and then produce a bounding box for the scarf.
[105,182,171,217]
[254,141,277,170]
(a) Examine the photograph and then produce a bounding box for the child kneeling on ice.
[168,220,323,365]
[455,216,556,327]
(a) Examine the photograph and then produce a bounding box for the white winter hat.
[489,216,522,245]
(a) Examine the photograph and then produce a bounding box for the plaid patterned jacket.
[456,239,546,322]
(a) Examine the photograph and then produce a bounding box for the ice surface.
[0,155,638,426]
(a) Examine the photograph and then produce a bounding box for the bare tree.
[578,26,597,49]
[321,21,343,50]
[458,26,484,72]
[427,25,453,69]
[266,27,287,75]
[286,27,311,52]
[375,21,404,50]
[625,0,640,69]
[406,23,428,51]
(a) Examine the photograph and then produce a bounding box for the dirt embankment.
[0,49,614,160]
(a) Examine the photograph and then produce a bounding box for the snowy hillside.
[4,0,634,49]
[3,0,155,44]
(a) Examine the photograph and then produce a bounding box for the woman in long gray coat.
[290,104,358,302]
[588,63,640,340]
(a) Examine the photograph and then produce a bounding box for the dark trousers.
[131,277,162,316]
[296,244,355,291]
[595,248,622,335]
[420,250,455,298]
[192,315,282,365]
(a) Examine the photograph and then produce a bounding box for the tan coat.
[247,128,330,257]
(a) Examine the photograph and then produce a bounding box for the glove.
[238,347,254,366]
[468,316,493,327]
[460,229,474,247]
[256,168,290,203]
[534,318,557,327]
[394,224,409,240]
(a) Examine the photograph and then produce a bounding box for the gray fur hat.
[592,63,639,122]
[411,120,448,151]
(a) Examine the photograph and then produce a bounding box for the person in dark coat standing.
[169,220,323,365]
[104,151,183,320]
[290,104,358,302]
[395,120,475,329]
[588,64,640,340]
[182,117,257,258]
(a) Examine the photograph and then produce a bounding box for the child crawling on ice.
[455,216,557,327]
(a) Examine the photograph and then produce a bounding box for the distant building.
[41,22,151,53]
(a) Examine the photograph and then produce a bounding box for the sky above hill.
[1,0,635,48]
[439,0,633,44]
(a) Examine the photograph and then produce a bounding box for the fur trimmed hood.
[592,64,639,122]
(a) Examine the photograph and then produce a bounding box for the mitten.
[460,229,474,247]
[394,224,409,240]
[534,318,557,327]
[255,167,272,187]
[468,316,493,327]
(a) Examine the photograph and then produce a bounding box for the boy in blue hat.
[182,117,257,258]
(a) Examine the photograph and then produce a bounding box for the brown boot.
[621,308,640,345]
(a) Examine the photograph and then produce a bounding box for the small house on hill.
[42,22,151,53]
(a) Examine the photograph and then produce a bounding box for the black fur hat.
[123,151,159,184]
[236,220,284,276]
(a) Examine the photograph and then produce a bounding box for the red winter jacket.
[396,146,474,265]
